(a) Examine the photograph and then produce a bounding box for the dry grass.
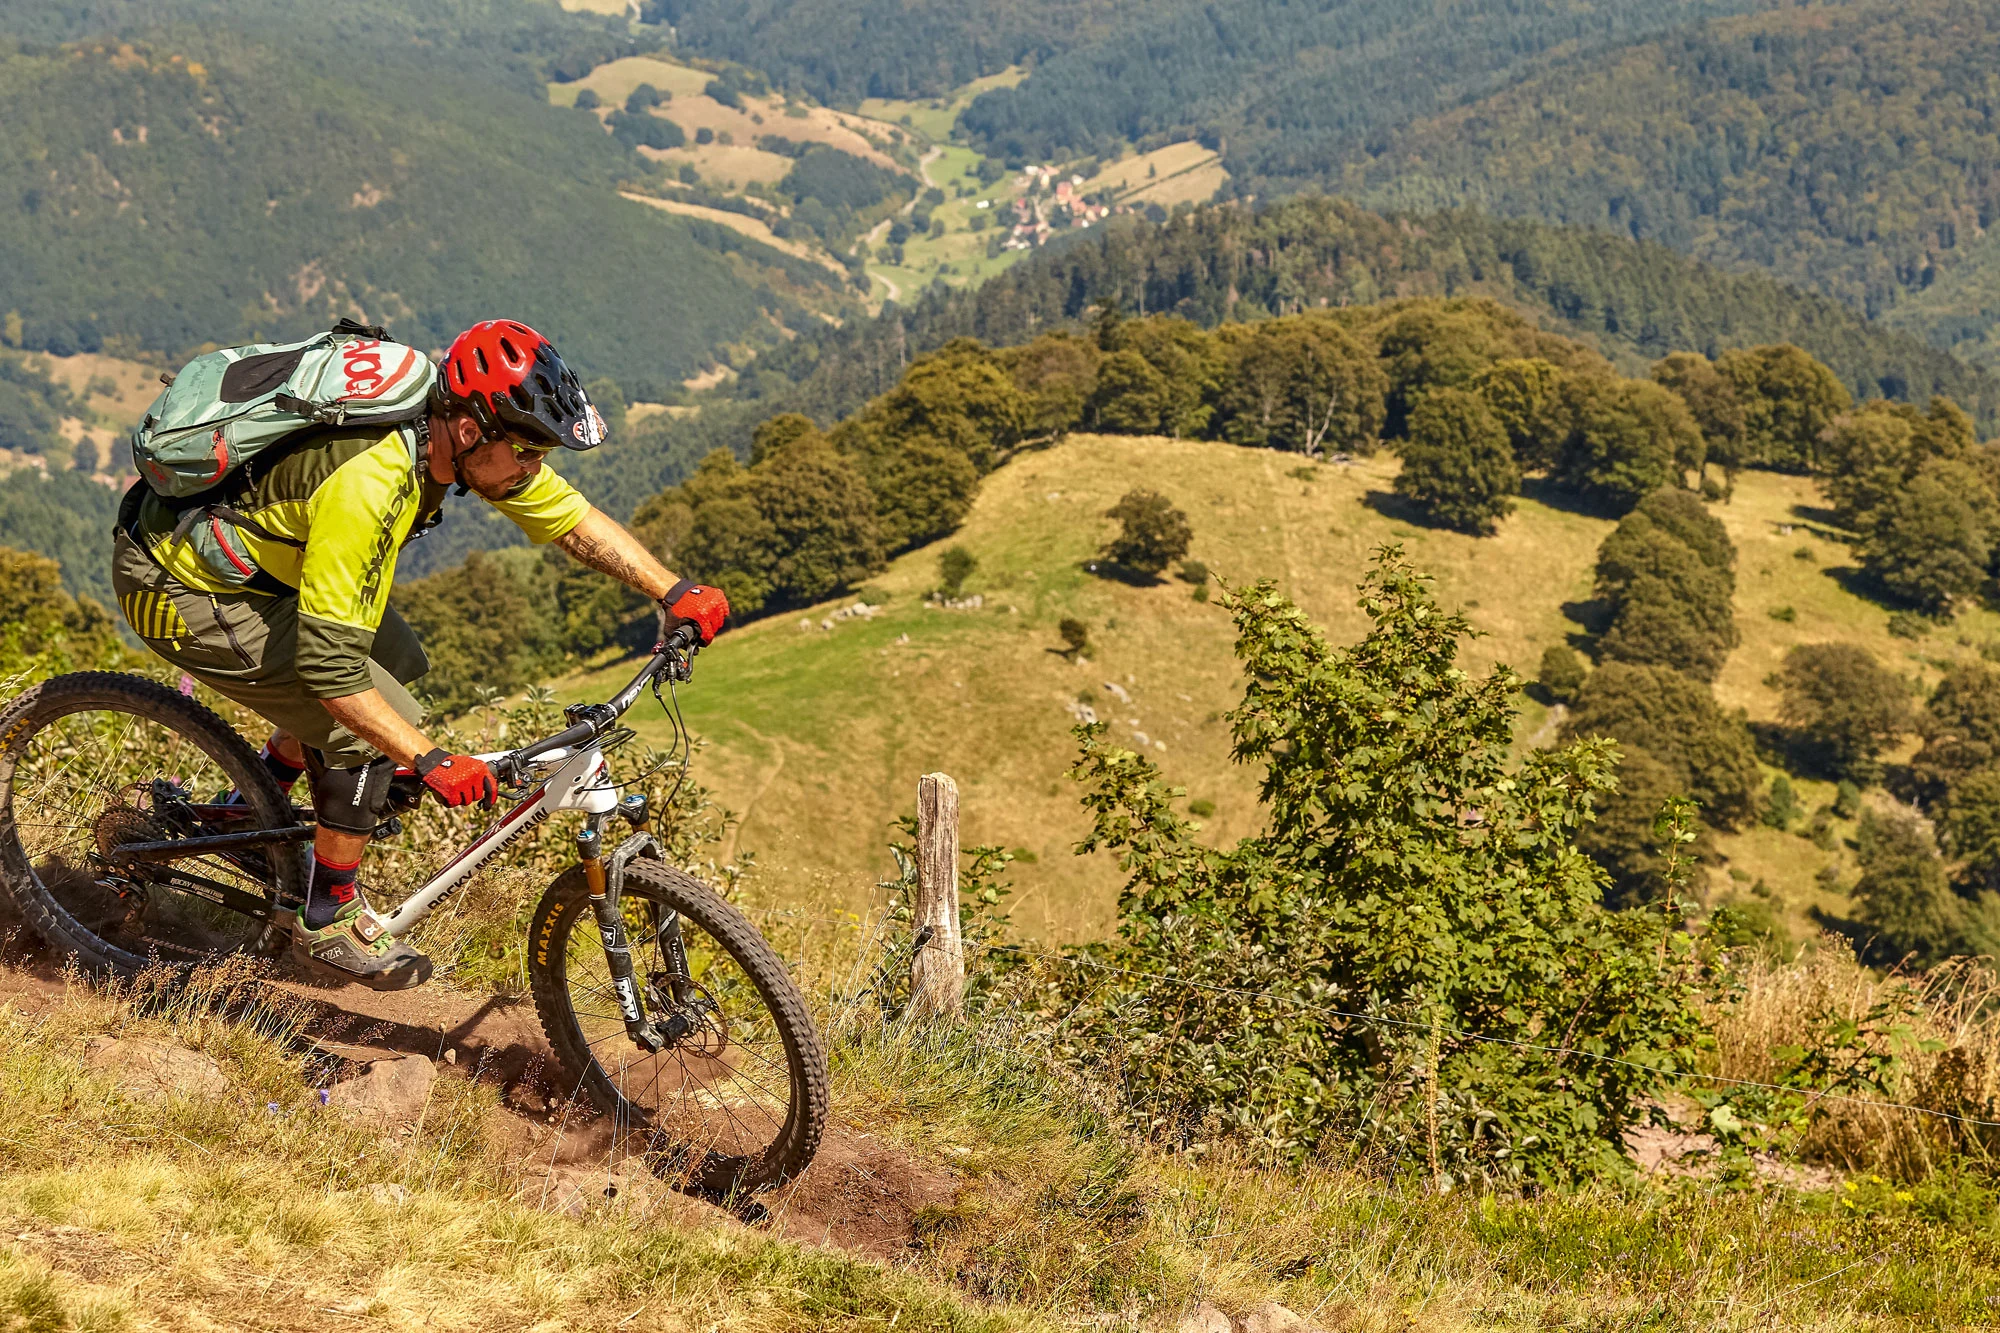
[1709,941,2000,1179]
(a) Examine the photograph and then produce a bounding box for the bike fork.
[579,799,686,1054]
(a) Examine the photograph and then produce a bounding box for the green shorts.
[110,529,429,767]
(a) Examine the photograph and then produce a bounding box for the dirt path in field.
[0,914,959,1264]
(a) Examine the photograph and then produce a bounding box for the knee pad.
[312,756,397,834]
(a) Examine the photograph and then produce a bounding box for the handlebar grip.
[663,622,700,653]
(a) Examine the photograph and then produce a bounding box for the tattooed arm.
[553,507,678,601]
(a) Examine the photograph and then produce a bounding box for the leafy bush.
[1057,552,1705,1181]
[1762,775,1803,831]
[607,109,686,151]
[1058,617,1091,659]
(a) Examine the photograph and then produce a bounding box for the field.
[18,351,163,476]
[551,436,1980,947]
[1086,141,1230,209]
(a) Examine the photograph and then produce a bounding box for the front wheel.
[528,858,828,1194]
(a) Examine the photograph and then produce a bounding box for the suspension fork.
[579,795,686,1054]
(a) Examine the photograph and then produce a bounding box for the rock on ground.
[1240,1302,1319,1333]
[84,1035,228,1101]
[323,1053,437,1129]
[1175,1302,1232,1333]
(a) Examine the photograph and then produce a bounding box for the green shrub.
[1537,644,1585,701]
[1187,799,1215,818]
[1887,611,1932,640]
[1833,780,1863,819]
[1763,775,1803,831]
[1177,559,1210,586]
[1058,617,1090,659]
[936,545,978,598]
[1059,552,1705,1183]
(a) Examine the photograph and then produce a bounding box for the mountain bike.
[0,630,827,1194]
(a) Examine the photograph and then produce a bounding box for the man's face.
[457,432,547,500]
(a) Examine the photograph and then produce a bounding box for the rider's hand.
[659,579,729,647]
[413,749,498,809]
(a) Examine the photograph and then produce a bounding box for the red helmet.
[434,319,606,451]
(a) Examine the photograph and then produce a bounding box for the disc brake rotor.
[647,975,728,1058]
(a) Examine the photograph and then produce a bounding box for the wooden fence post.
[909,772,964,1020]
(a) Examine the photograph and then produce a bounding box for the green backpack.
[131,318,434,502]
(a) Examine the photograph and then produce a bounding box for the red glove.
[414,749,497,809]
[660,579,729,646]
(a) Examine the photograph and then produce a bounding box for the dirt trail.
[0,918,959,1263]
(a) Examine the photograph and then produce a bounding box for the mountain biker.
[110,320,729,989]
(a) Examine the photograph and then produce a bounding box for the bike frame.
[375,738,618,938]
[370,645,682,938]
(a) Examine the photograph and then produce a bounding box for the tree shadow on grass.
[1359,488,1456,532]
[1080,559,1162,587]
[1519,476,1620,519]
[1786,502,1854,537]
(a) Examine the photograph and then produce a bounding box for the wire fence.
[727,898,2000,1133]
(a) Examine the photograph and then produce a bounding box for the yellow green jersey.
[131,426,589,698]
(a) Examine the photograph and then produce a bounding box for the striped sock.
[302,852,362,931]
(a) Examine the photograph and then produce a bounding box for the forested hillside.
[0,0,846,397]
[744,199,2000,430]
[1344,0,2000,350]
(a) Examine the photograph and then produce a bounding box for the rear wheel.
[0,672,306,974]
[529,858,828,1194]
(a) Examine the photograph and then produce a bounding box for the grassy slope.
[2,961,1993,1331]
[555,436,1998,945]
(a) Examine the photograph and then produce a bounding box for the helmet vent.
[472,347,488,375]
[509,385,534,410]
[498,337,521,367]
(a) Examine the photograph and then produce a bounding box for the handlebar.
[501,625,701,778]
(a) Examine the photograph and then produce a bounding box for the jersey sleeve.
[489,463,590,544]
[295,434,425,698]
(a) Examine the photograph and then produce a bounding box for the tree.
[1770,643,1912,781]
[835,423,981,551]
[0,546,112,654]
[751,412,819,464]
[1471,358,1569,469]
[1374,305,1508,437]
[1063,554,1705,1180]
[1716,345,1851,473]
[1941,767,2000,892]
[1859,457,1995,614]
[1563,661,1761,831]
[1575,747,1689,908]
[1213,317,1387,455]
[1101,489,1192,577]
[1913,662,2000,795]
[1651,353,1746,482]
[1851,810,1973,969]
[1111,316,1219,438]
[1392,387,1519,534]
[874,338,1028,472]
[398,549,564,713]
[1592,498,1738,682]
[1553,377,1701,512]
[999,333,1099,439]
[1818,402,1918,531]
[1088,349,1171,434]
[755,438,886,607]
